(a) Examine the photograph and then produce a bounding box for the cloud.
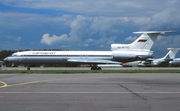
[93,36,117,49]
[40,34,69,45]
[144,8,180,30]
[142,0,180,30]
[40,15,128,48]
[1,35,21,42]
[138,0,180,54]
[15,36,21,42]
[70,15,147,38]
[40,15,122,49]
[1,0,180,54]
[85,38,95,43]
[125,36,137,41]
[0,0,168,17]
[153,35,180,51]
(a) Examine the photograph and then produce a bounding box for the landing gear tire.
[97,67,101,70]
[91,66,101,70]
[27,67,30,70]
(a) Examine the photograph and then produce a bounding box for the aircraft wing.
[68,59,120,64]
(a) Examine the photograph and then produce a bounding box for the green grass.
[1,69,180,74]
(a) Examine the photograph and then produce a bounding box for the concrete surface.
[1,66,180,70]
[0,73,180,111]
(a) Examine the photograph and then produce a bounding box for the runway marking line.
[1,78,180,94]
[7,80,43,87]
[0,77,99,89]
[0,81,8,88]
[0,79,62,89]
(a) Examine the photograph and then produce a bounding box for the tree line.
[0,50,16,61]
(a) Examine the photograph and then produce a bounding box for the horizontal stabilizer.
[133,30,175,34]
[167,48,180,50]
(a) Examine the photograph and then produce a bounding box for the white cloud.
[68,15,148,40]
[90,36,117,49]
[1,0,180,52]
[84,44,89,47]
[40,34,69,45]
[15,36,21,42]
[142,0,180,30]
[85,38,95,43]
[144,8,180,30]
[154,35,180,50]
[125,36,137,41]
[40,15,123,48]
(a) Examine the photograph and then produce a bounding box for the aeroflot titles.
[31,52,56,55]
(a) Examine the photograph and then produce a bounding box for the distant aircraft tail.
[162,48,180,60]
[111,30,174,51]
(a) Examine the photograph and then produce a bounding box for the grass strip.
[1,69,180,74]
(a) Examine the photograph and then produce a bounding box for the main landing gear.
[91,66,102,70]
[27,67,30,70]
[26,64,31,70]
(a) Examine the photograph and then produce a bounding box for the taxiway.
[0,73,180,111]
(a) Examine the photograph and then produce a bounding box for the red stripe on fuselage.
[138,40,147,42]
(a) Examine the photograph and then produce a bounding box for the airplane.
[140,48,180,66]
[3,30,174,70]
[169,58,180,67]
[123,48,180,67]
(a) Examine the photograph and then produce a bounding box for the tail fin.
[111,30,174,51]
[163,48,180,59]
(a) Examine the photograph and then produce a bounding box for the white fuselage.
[4,50,153,65]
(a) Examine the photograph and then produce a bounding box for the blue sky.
[0,0,180,57]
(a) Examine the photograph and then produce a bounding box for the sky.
[0,0,180,57]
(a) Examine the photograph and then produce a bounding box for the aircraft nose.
[3,57,9,63]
